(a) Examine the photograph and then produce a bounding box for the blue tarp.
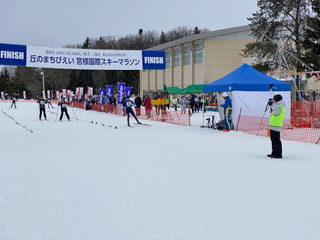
[203,64,291,92]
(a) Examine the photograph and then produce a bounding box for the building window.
[173,49,180,68]
[183,46,190,66]
[194,43,203,64]
[166,51,170,69]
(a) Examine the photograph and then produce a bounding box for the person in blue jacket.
[125,96,141,127]
[220,92,232,131]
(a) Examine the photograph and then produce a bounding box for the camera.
[267,98,273,106]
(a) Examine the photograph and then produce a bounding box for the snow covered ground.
[0,102,320,240]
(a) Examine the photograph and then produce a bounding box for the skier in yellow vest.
[268,94,285,159]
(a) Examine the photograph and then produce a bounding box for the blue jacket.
[223,97,232,115]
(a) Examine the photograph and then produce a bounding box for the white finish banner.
[1,43,165,70]
[27,46,143,70]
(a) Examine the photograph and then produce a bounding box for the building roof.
[148,25,252,50]
[203,64,291,92]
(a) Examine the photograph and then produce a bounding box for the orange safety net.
[236,101,320,144]
[71,102,191,126]
[291,100,320,128]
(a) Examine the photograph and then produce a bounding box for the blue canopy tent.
[203,64,291,128]
[203,64,291,92]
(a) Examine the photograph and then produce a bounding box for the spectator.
[145,95,152,118]
[134,94,142,116]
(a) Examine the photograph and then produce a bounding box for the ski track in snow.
[0,102,320,240]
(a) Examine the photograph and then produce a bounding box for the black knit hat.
[273,94,283,102]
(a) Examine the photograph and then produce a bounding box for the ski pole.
[256,102,270,135]
[47,107,53,120]
[71,106,77,120]
[55,105,59,121]
[256,84,273,135]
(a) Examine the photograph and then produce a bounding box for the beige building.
[304,76,320,91]
[140,25,254,96]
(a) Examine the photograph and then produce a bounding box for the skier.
[38,97,47,120]
[125,96,141,127]
[268,94,286,159]
[58,98,70,121]
[10,96,17,109]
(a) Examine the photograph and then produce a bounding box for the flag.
[99,88,106,104]
[106,85,113,103]
[117,82,125,104]
[47,90,51,99]
[87,87,93,96]
[62,89,67,98]
[56,91,60,99]
[125,87,133,97]
[1,92,4,99]
[23,91,26,99]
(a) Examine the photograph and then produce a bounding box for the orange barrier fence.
[71,102,191,126]
[236,108,320,144]
[291,100,320,128]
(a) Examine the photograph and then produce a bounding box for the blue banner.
[99,88,106,104]
[106,85,113,104]
[107,85,113,97]
[0,43,27,66]
[142,50,166,70]
[117,82,125,104]
[125,87,133,97]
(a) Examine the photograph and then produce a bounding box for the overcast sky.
[1,0,258,47]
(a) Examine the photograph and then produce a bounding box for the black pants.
[126,108,139,125]
[39,108,46,119]
[270,130,282,157]
[60,108,70,121]
[10,101,16,108]
[195,103,199,112]
[190,104,194,113]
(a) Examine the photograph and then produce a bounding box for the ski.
[134,123,151,126]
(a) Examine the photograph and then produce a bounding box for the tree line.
[0,26,208,98]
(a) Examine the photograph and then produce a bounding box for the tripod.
[206,115,216,129]
[257,84,273,135]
